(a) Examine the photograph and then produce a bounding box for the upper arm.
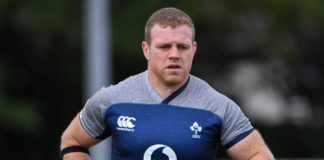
[221,100,254,149]
[60,113,101,150]
[226,130,274,160]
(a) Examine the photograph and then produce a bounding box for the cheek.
[152,52,167,63]
[184,53,194,64]
[149,54,164,68]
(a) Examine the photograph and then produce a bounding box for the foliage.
[0,0,323,159]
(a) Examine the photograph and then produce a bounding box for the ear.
[142,41,150,61]
[192,41,197,57]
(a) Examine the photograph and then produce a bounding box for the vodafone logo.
[116,116,136,132]
[143,144,177,160]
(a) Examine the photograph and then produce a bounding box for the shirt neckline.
[145,71,190,104]
[161,77,190,104]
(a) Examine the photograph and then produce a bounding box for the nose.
[168,45,180,60]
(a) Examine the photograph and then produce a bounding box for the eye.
[158,44,171,49]
[178,45,189,50]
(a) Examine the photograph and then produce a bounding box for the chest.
[105,103,223,160]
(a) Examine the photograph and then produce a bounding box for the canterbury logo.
[116,116,136,132]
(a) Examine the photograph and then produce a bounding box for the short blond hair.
[144,7,195,45]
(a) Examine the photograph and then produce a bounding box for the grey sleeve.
[220,100,254,149]
[80,87,111,139]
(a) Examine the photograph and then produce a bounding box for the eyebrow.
[156,42,190,46]
[156,43,171,46]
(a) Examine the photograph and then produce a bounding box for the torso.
[80,71,253,160]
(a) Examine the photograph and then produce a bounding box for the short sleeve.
[220,100,254,150]
[80,87,112,139]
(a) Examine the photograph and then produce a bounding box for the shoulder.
[171,75,234,117]
[188,75,231,106]
[107,71,146,93]
[85,71,147,106]
[112,71,146,88]
[184,75,245,119]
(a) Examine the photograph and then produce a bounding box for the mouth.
[167,64,181,69]
[166,64,181,72]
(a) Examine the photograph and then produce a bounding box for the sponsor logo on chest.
[116,115,136,132]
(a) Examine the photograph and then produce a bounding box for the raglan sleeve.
[220,99,254,150]
[79,87,112,139]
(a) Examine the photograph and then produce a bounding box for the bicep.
[60,113,101,149]
[226,130,274,160]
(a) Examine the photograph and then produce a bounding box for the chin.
[164,76,186,86]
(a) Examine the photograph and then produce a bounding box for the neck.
[148,72,188,99]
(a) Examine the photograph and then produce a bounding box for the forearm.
[60,129,92,160]
[60,113,100,159]
[62,152,91,160]
[227,130,274,160]
[248,149,274,160]
[231,150,274,160]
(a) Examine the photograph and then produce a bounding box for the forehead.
[150,24,193,44]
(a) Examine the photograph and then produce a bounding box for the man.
[60,7,274,160]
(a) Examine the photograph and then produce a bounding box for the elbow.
[60,129,80,150]
[249,150,275,160]
[60,130,70,150]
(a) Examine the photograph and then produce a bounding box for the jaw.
[160,69,189,87]
[148,67,185,85]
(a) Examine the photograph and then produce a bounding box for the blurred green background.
[0,0,323,159]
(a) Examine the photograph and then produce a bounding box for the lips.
[167,64,181,69]
[166,64,181,73]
